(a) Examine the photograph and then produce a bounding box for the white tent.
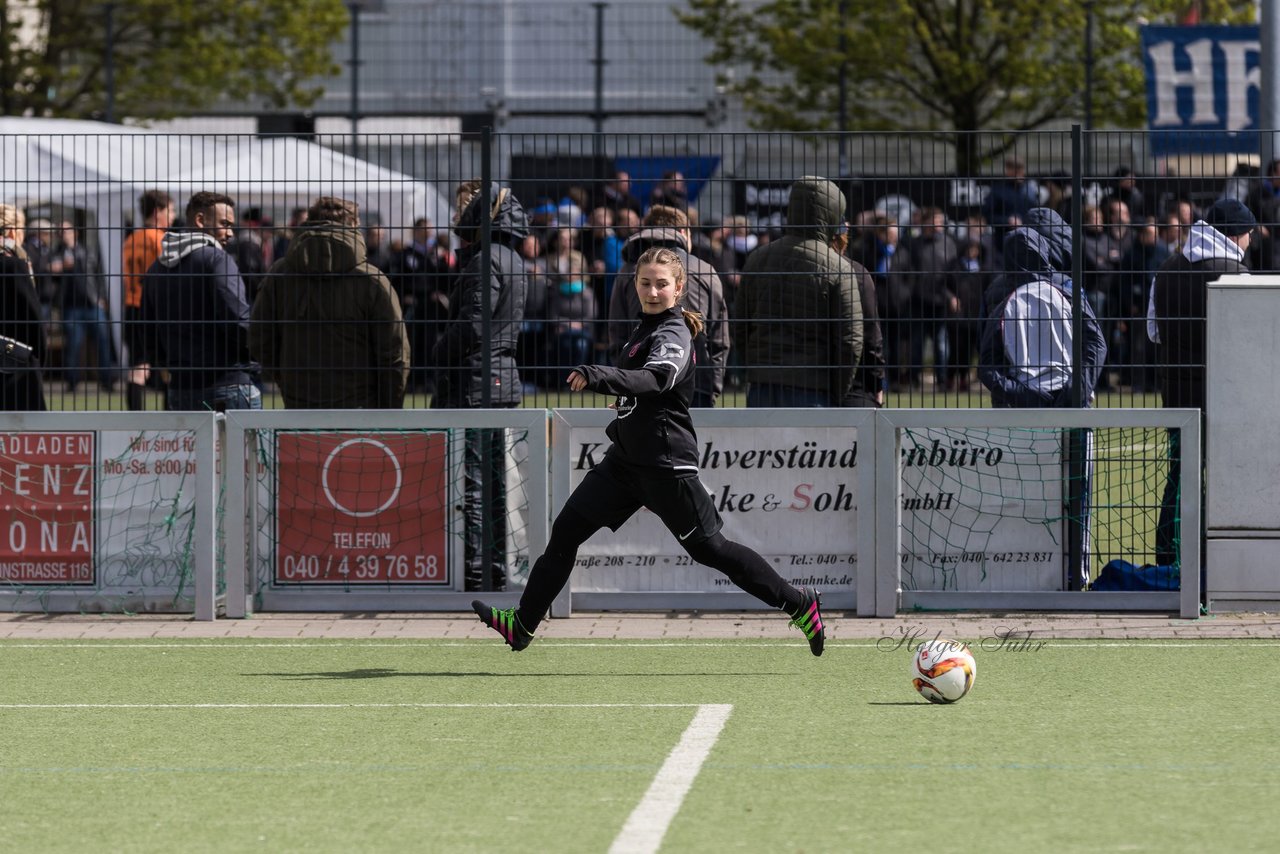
[161,136,452,232]
[0,117,192,211]
[1,118,195,352]
[1,118,453,348]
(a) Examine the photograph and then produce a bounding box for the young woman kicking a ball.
[473,246,825,654]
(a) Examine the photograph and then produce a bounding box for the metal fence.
[0,128,1266,413]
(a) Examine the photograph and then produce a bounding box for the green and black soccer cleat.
[472,600,535,652]
[788,588,825,657]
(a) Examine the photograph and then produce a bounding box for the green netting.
[898,425,1175,592]
[247,427,533,604]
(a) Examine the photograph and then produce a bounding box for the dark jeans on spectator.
[907,319,950,388]
[62,305,116,389]
[166,382,262,412]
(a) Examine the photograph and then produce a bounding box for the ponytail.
[682,308,704,339]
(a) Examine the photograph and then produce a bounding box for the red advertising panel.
[0,432,95,584]
[275,432,449,585]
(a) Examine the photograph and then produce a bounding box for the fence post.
[480,126,493,405]
[1067,124,1086,591]
[479,126,495,592]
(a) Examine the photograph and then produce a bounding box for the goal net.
[878,409,1201,615]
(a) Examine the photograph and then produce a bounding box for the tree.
[0,0,348,120]
[678,0,1256,175]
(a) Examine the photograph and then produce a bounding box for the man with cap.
[1148,196,1255,566]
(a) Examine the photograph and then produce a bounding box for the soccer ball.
[911,639,977,704]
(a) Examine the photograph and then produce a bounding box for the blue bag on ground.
[1090,559,1180,591]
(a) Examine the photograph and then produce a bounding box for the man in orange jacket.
[121,190,175,410]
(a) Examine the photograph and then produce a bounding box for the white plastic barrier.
[0,411,220,617]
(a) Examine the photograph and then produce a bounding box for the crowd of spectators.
[8,155,1280,413]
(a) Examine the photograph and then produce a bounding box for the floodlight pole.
[1083,1,1095,183]
[347,1,362,139]
[103,3,116,123]
[1261,0,1280,169]
[592,2,607,137]
[838,0,849,178]
[592,3,608,192]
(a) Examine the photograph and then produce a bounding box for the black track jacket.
[576,306,699,474]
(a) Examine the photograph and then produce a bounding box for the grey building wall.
[210,0,732,136]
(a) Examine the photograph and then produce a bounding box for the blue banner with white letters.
[1140,25,1260,155]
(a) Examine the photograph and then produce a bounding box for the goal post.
[874,408,1201,619]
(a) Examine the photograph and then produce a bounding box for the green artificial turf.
[0,636,1275,853]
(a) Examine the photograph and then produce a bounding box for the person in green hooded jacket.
[249,196,410,409]
[733,175,865,407]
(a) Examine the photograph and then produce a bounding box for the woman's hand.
[567,370,588,392]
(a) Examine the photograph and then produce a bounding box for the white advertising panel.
[567,422,860,594]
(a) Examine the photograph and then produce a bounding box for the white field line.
[609,703,733,854]
[0,698,733,853]
[0,702,704,710]
[0,640,1278,649]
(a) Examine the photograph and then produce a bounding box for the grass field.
[1,637,1275,853]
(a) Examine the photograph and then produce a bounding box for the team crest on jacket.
[629,342,641,357]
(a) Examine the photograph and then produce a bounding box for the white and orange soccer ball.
[911,639,977,704]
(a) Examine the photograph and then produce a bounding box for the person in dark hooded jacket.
[431,182,529,408]
[432,181,530,591]
[607,205,729,407]
[1148,197,1254,567]
[249,196,409,409]
[733,176,864,407]
[978,207,1107,408]
[978,207,1106,592]
[140,191,260,411]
